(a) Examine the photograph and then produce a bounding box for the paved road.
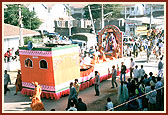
[3,51,164,112]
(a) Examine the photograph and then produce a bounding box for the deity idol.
[105,31,117,52]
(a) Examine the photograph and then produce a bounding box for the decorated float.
[20,25,129,100]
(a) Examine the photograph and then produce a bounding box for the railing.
[107,86,164,111]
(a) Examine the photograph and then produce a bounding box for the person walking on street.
[118,81,129,104]
[66,82,78,110]
[4,70,11,95]
[139,65,145,78]
[133,65,139,83]
[120,62,126,81]
[76,98,87,111]
[30,82,45,111]
[111,65,118,88]
[133,42,138,58]
[130,58,135,79]
[94,71,100,96]
[158,57,163,78]
[14,70,22,95]
[73,79,80,96]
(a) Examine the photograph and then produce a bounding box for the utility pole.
[101,4,104,29]
[69,10,71,36]
[88,5,95,33]
[19,4,24,46]
[124,6,127,35]
[149,4,153,30]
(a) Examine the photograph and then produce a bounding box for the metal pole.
[150,5,152,30]
[101,4,104,29]
[125,6,126,19]
[88,5,95,33]
[69,9,71,36]
[19,5,24,46]
[125,6,127,34]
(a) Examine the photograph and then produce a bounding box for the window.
[130,28,134,32]
[40,60,48,69]
[131,7,134,11]
[25,58,33,67]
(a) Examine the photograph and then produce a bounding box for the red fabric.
[80,66,94,77]
[21,68,130,100]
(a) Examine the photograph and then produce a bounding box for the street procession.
[3,2,165,112]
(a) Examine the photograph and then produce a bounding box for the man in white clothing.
[105,97,114,111]
[158,57,163,78]
[130,58,135,79]
[133,65,139,83]
[67,102,77,111]
[139,65,145,78]
[84,53,91,65]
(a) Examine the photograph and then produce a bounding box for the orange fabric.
[32,84,42,101]
[15,74,22,92]
[80,66,94,77]
[20,55,55,86]
[31,97,45,111]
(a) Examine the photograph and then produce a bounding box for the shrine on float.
[98,25,123,59]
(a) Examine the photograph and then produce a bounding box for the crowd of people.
[123,29,164,62]
[4,48,19,63]
[115,57,164,111]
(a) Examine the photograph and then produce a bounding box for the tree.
[4,4,42,30]
[83,4,101,20]
[83,4,122,20]
[103,4,122,19]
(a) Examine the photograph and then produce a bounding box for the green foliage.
[103,4,122,19]
[24,36,42,45]
[4,4,42,30]
[83,4,122,20]
[24,36,33,45]
[83,4,101,20]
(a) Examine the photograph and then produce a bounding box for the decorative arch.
[98,25,123,58]
[25,58,33,68]
[39,59,48,69]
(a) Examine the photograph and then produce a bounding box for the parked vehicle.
[70,33,97,49]
[47,33,58,39]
